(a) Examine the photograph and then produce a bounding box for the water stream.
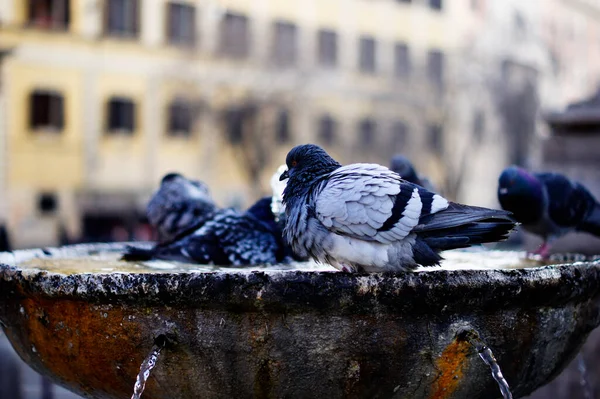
[460,329,513,399]
[577,352,592,399]
[130,336,166,399]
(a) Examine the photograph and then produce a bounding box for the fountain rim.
[1,242,600,314]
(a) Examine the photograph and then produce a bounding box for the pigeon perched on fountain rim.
[497,165,600,257]
[123,196,300,265]
[280,144,517,272]
[146,173,217,244]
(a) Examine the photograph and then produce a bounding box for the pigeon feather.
[123,197,299,265]
[281,144,516,272]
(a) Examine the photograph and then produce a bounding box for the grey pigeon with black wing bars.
[280,144,517,272]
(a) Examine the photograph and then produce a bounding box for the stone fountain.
[0,243,599,399]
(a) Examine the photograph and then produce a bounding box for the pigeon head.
[280,144,342,205]
[280,144,341,181]
[161,172,183,185]
[159,173,211,198]
[498,166,544,223]
[390,155,419,184]
[498,166,542,197]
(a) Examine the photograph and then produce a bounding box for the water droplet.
[130,339,166,399]
[461,329,513,399]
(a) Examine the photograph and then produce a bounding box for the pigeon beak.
[499,188,508,195]
[279,169,289,181]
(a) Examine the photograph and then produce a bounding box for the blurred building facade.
[0,0,600,248]
[0,0,452,248]
[443,0,600,207]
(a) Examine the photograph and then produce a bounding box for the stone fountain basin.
[0,244,600,399]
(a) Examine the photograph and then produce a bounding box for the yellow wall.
[92,73,148,189]
[1,0,454,246]
[7,61,84,189]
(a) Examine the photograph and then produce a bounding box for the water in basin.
[13,247,587,275]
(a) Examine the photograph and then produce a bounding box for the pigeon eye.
[291,160,298,167]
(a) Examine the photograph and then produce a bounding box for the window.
[394,42,411,78]
[428,124,443,154]
[27,0,70,30]
[224,107,244,144]
[276,109,290,143]
[427,50,444,88]
[271,21,297,67]
[38,192,58,214]
[318,115,336,146]
[105,0,139,37]
[359,119,376,147]
[107,97,135,134]
[391,121,408,150]
[219,12,250,59]
[167,2,196,46]
[473,110,485,143]
[430,0,443,11]
[168,98,194,136]
[359,36,376,73]
[318,29,338,67]
[29,90,64,131]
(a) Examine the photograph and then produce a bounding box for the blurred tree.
[222,100,270,199]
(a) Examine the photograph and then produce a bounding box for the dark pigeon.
[146,173,217,244]
[279,144,516,272]
[389,154,436,192]
[498,166,600,257]
[123,197,301,266]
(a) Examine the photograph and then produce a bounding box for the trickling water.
[577,353,592,399]
[130,336,166,399]
[460,329,513,399]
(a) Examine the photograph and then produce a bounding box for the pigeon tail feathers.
[416,203,516,251]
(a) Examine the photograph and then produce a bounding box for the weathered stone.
[0,244,599,399]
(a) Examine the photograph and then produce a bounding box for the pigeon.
[122,197,300,265]
[389,154,437,192]
[146,173,217,243]
[279,144,516,272]
[497,166,600,258]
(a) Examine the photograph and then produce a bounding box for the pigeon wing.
[214,213,281,265]
[315,164,449,244]
[537,172,596,227]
